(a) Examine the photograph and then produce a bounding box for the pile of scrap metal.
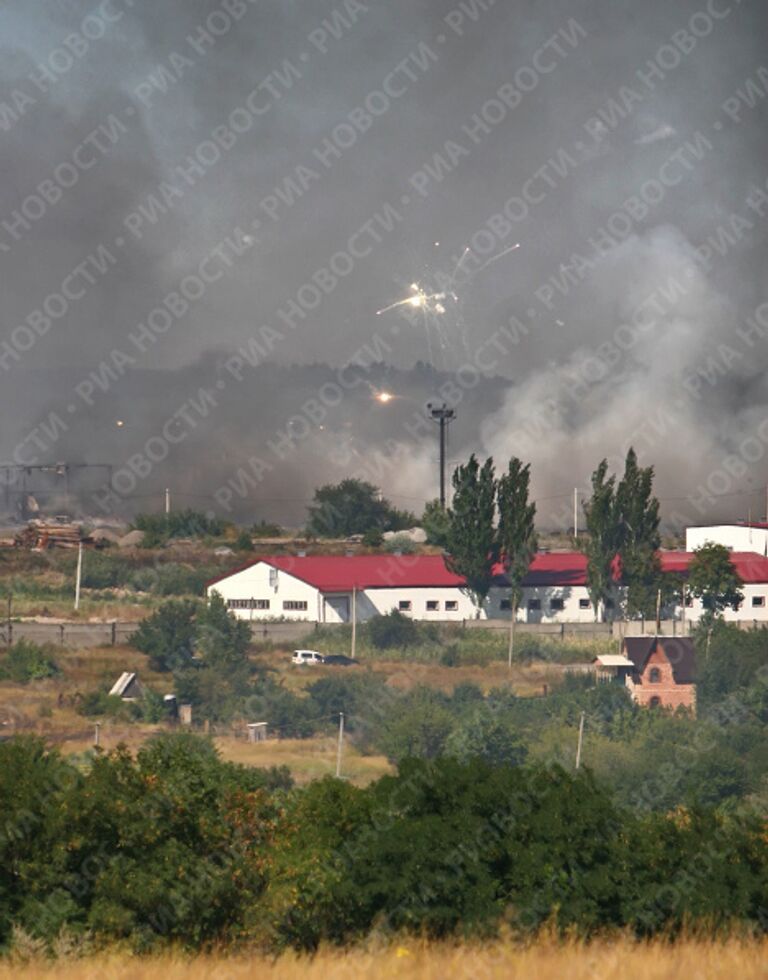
[14,520,97,550]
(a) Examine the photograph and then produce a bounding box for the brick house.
[622,637,696,712]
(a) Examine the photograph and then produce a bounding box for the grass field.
[0,629,578,785]
[2,937,767,979]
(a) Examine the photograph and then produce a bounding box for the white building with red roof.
[206,550,768,625]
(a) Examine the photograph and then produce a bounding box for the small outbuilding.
[109,671,143,701]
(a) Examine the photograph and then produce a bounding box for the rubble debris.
[14,520,97,551]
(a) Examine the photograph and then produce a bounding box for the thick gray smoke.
[1,0,767,527]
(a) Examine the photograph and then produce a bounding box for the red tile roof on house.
[206,550,768,592]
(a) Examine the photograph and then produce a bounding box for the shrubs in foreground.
[1,733,768,956]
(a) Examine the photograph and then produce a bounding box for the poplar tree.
[615,448,662,618]
[444,454,497,615]
[496,458,537,617]
[584,460,619,620]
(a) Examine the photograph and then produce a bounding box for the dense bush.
[250,520,283,538]
[2,735,768,955]
[0,640,59,683]
[79,553,131,589]
[383,534,416,554]
[364,610,438,650]
[132,510,227,547]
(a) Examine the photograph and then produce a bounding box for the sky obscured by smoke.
[1,0,767,527]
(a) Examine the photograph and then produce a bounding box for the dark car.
[322,655,360,666]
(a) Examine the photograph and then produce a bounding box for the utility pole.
[573,487,578,540]
[351,586,357,659]
[428,402,456,509]
[165,488,171,515]
[575,711,585,770]
[655,588,662,635]
[74,541,83,611]
[335,711,344,778]
[681,582,687,634]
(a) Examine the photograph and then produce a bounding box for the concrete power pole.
[165,488,171,515]
[428,403,456,508]
[573,487,578,540]
[74,541,83,611]
[575,711,585,770]
[335,711,345,778]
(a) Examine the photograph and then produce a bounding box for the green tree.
[444,711,528,767]
[306,479,415,538]
[132,599,198,673]
[615,448,662,618]
[496,457,537,641]
[445,455,497,615]
[687,543,744,616]
[421,498,451,548]
[583,460,620,620]
[235,529,254,551]
[196,592,251,673]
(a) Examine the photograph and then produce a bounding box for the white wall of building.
[208,562,322,622]
[365,587,476,621]
[686,525,768,554]
[209,560,768,627]
[486,585,598,623]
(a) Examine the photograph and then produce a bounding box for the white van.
[291,649,324,665]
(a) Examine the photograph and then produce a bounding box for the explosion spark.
[376,283,448,317]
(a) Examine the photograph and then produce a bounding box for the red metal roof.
[206,550,768,592]
[660,551,768,584]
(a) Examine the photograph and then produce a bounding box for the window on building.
[283,601,308,611]
[399,600,412,612]
[426,600,439,611]
[550,598,564,611]
[579,598,590,609]
[649,696,661,708]
[752,595,765,607]
[528,598,541,611]
[445,600,458,611]
[500,598,512,610]
[226,599,270,610]
[649,667,661,683]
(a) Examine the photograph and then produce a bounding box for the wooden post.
[111,621,117,646]
[94,722,101,747]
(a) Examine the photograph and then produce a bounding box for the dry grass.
[2,937,768,979]
[255,651,559,699]
[215,735,392,786]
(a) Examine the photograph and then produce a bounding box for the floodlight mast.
[427,402,456,509]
